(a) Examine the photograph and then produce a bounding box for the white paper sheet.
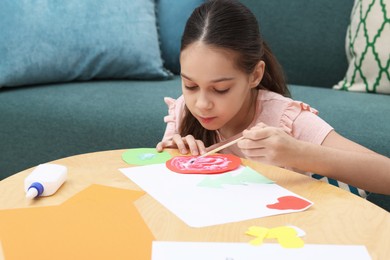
[152,242,371,260]
[120,164,313,227]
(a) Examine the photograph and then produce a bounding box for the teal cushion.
[157,0,204,74]
[0,0,172,88]
[240,0,354,88]
[289,84,390,157]
[0,77,183,180]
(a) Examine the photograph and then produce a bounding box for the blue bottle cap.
[29,182,44,197]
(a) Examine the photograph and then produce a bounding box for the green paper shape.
[239,166,275,184]
[198,166,274,188]
[122,148,171,165]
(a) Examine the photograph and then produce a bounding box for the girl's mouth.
[199,116,216,124]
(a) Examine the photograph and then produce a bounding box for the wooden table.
[1,149,389,259]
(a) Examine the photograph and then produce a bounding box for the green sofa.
[1,0,389,210]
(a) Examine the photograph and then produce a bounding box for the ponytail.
[258,42,290,97]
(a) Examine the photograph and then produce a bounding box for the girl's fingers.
[156,142,163,152]
[184,135,199,155]
[241,147,267,157]
[172,134,188,154]
[156,139,176,149]
[244,124,283,141]
[157,135,206,155]
[238,135,268,150]
[196,140,207,154]
[184,135,207,155]
[156,140,176,153]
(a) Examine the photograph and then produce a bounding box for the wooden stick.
[190,136,244,163]
[202,136,245,157]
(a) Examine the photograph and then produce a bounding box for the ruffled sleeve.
[280,101,318,135]
[280,100,333,145]
[161,96,185,141]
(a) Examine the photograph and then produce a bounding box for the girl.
[156,0,390,195]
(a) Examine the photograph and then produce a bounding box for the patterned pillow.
[334,0,390,94]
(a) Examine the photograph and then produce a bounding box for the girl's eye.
[185,85,198,91]
[215,88,229,94]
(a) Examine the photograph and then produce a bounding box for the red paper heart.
[266,196,312,210]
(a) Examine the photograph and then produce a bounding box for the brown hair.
[180,0,289,146]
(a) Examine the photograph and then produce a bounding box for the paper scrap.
[122,148,171,165]
[151,241,371,260]
[0,185,154,260]
[246,226,305,248]
[245,226,269,245]
[120,164,313,227]
[266,226,304,248]
[0,241,4,260]
[286,225,306,237]
[266,195,312,210]
[198,166,274,188]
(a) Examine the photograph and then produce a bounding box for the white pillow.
[334,0,390,94]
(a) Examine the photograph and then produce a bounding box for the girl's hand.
[237,122,300,167]
[156,134,207,155]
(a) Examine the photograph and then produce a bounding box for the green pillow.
[0,0,172,88]
[334,0,390,94]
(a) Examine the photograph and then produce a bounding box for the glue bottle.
[24,163,67,199]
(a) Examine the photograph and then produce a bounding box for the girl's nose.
[195,92,212,110]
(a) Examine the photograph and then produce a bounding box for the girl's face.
[180,42,264,137]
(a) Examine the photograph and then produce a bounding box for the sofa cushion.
[0,0,171,88]
[334,0,390,94]
[240,0,354,88]
[157,0,204,75]
[0,77,183,180]
[290,84,390,157]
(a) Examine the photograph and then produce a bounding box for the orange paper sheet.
[0,185,154,260]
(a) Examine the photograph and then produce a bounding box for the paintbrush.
[189,136,245,164]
